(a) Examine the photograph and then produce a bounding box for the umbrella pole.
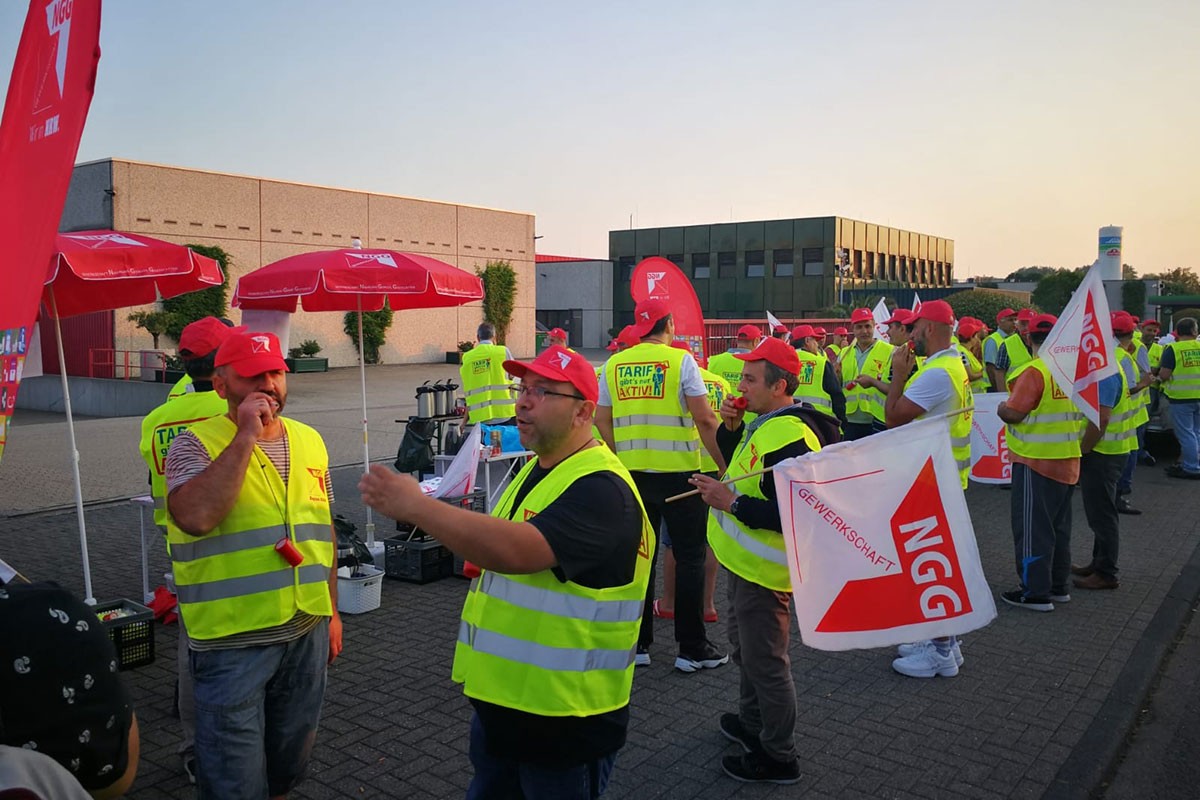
[49,289,95,605]
[357,302,376,547]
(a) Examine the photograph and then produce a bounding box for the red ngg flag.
[0,0,101,462]
[1038,264,1117,428]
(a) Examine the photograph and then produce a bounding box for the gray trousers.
[1079,451,1124,579]
[178,592,195,757]
[1010,463,1074,598]
[726,570,797,762]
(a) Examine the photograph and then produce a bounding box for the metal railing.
[88,348,169,381]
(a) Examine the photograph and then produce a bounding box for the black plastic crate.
[95,599,155,671]
[384,536,453,583]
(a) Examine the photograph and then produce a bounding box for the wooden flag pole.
[665,466,775,503]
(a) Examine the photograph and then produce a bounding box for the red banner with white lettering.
[631,257,708,366]
[774,415,996,650]
[0,0,102,461]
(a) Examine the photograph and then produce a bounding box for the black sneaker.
[1140,453,1157,466]
[182,754,197,785]
[719,713,758,753]
[722,751,801,785]
[675,641,730,673]
[1000,589,1054,612]
[1116,497,1142,515]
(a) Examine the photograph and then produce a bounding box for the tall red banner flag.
[0,0,101,462]
[630,257,707,365]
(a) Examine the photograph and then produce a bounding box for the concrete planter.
[445,351,463,364]
[284,357,328,373]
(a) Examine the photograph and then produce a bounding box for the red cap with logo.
[548,327,567,340]
[849,308,874,325]
[884,309,916,326]
[813,326,827,336]
[833,326,849,336]
[179,317,244,359]
[629,298,671,338]
[734,337,801,376]
[215,331,289,377]
[914,299,955,325]
[772,323,788,333]
[1017,308,1037,323]
[1029,314,1057,334]
[736,324,762,341]
[996,308,1017,322]
[790,324,816,340]
[1111,311,1136,335]
[504,345,598,403]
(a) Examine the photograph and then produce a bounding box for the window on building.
[889,255,898,281]
[667,253,684,267]
[717,251,737,279]
[773,248,795,277]
[692,252,711,279]
[853,250,864,279]
[746,250,765,278]
[618,256,635,281]
[801,247,823,277]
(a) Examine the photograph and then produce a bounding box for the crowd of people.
[4,298,1197,799]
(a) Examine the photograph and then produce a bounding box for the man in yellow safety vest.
[789,323,845,425]
[837,307,893,440]
[459,323,516,425]
[1158,316,1200,479]
[360,345,652,797]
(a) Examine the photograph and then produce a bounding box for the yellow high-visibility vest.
[1095,353,1139,456]
[1005,359,1084,460]
[1164,340,1200,401]
[957,343,988,394]
[139,390,229,525]
[793,351,834,419]
[839,340,893,423]
[452,445,654,716]
[166,416,334,641]
[606,342,699,472]
[698,367,730,473]
[460,343,516,424]
[910,349,974,488]
[168,374,194,400]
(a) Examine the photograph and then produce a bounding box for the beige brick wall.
[109,160,535,365]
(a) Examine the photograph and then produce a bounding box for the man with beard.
[165,331,342,800]
[361,346,651,798]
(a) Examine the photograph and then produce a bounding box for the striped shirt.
[165,425,334,651]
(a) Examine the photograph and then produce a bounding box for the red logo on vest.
[815,457,972,632]
[307,468,327,502]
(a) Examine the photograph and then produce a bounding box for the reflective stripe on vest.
[839,340,893,422]
[460,344,516,423]
[451,444,654,716]
[957,343,988,394]
[1003,335,1032,371]
[793,351,834,417]
[1165,341,1200,400]
[707,414,821,592]
[699,367,730,473]
[1005,359,1084,460]
[1096,351,1140,455]
[165,416,334,641]
[607,342,699,472]
[138,389,229,526]
[910,349,974,489]
[1117,348,1149,425]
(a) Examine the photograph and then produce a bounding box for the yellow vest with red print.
[793,350,834,419]
[707,413,821,592]
[839,340,893,423]
[452,444,654,716]
[698,367,730,473]
[139,390,229,525]
[165,416,334,641]
[606,342,698,472]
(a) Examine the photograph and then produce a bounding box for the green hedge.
[161,244,232,342]
[344,303,394,364]
[944,288,1037,324]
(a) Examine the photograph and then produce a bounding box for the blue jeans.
[1117,423,1146,493]
[466,713,616,799]
[190,618,329,800]
[1171,402,1200,473]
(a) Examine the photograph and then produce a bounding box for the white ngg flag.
[1038,264,1117,428]
[773,416,996,651]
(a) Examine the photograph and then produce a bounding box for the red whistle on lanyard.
[732,396,748,411]
[275,537,304,567]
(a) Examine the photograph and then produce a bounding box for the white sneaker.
[896,639,963,668]
[634,646,650,667]
[892,645,959,678]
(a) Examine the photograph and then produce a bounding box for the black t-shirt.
[472,450,644,767]
[0,582,133,792]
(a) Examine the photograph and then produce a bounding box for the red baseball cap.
[1029,314,1057,334]
[736,324,762,341]
[1130,315,1140,323]
[833,327,849,336]
[914,300,955,325]
[734,337,801,376]
[605,338,620,352]
[957,319,983,338]
[617,325,640,348]
[996,308,1017,322]
[548,327,567,340]
[504,345,598,403]
[772,323,788,333]
[215,331,289,377]
[813,326,827,336]
[1142,318,1161,328]
[179,317,244,359]
[1016,308,1037,323]
[790,324,816,340]
[629,298,671,338]
[1111,312,1136,335]
[885,309,916,326]
[850,308,874,325]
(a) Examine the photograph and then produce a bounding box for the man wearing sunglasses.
[361,346,652,799]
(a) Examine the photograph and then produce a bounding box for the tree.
[1004,266,1056,283]
[344,304,394,364]
[161,244,232,341]
[127,310,180,349]
[1122,263,1138,280]
[944,289,1036,325]
[478,260,517,344]
[1146,267,1200,296]
[1031,269,1085,315]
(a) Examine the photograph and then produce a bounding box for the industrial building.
[534,254,614,349]
[609,217,954,324]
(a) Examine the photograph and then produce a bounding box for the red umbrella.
[233,246,484,548]
[232,248,482,312]
[41,230,226,604]
[46,230,223,317]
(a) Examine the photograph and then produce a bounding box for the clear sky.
[2,0,1197,278]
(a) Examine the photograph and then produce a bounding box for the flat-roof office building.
[609,217,954,323]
